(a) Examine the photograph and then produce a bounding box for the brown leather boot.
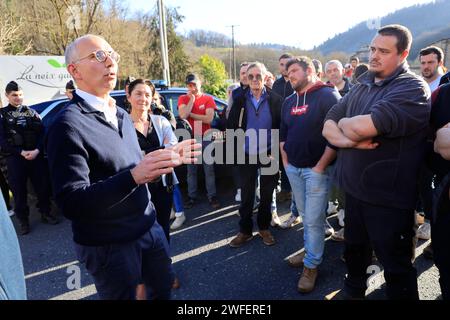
[298,267,318,293]
[259,230,275,246]
[229,233,253,248]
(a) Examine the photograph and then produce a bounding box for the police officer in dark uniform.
[0,81,57,235]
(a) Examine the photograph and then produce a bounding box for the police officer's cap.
[5,81,22,94]
[66,80,76,90]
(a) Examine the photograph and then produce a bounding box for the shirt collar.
[75,89,109,112]
[249,87,267,100]
[75,89,118,128]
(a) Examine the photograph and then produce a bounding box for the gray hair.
[65,34,107,65]
[247,62,268,76]
[325,60,344,72]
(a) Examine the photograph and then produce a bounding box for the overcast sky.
[127,0,434,49]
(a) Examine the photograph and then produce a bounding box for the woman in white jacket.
[128,79,184,295]
[128,79,183,241]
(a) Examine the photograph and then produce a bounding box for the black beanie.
[5,81,21,94]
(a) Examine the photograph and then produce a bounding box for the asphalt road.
[15,180,442,300]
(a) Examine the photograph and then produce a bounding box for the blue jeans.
[172,185,184,213]
[286,164,330,269]
[291,194,299,217]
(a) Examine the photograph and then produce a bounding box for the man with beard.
[420,46,445,92]
[323,25,430,300]
[415,46,446,259]
[281,56,341,293]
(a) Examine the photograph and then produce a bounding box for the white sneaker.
[324,220,334,237]
[170,209,176,220]
[337,209,345,227]
[270,212,281,227]
[280,215,301,229]
[8,209,15,217]
[327,202,338,215]
[170,213,186,230]
[417,222,431,240]
[235,189,241,202]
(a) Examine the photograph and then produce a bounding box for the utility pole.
[227,25,239,81]
[157,0,171,85]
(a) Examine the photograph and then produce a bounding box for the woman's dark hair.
[128,79,155,96]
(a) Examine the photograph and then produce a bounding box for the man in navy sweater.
[323,25,430,300]
[280,56,341,293]
[46,35,200,300]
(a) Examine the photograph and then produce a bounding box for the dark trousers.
[432,211,450,300]
[432,174,450,300]
[416,165,434,220]
[238,158,279,235]
[344,193,418,300]
[75,222,174,300]
[6,154,51,221]
[0,168,11,210]
[280,161,291,192]
[232,165,241,190]
[148,181,173,243]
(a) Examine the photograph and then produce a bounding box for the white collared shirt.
[76,89,119,129]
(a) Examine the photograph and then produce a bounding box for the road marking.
[50,284,97,300]
[25,261,79,280]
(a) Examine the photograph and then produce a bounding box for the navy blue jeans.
[75,222,174,300]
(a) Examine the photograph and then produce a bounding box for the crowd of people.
[1,23,450,301]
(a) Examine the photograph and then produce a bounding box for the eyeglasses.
[71,50,120,64]
[248,74,263,81]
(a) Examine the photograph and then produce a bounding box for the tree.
[0,2,32,54]
[197,54,228,100]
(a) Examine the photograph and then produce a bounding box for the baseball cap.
[185,74,201,84]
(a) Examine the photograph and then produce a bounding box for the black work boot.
[41,213,59,225]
